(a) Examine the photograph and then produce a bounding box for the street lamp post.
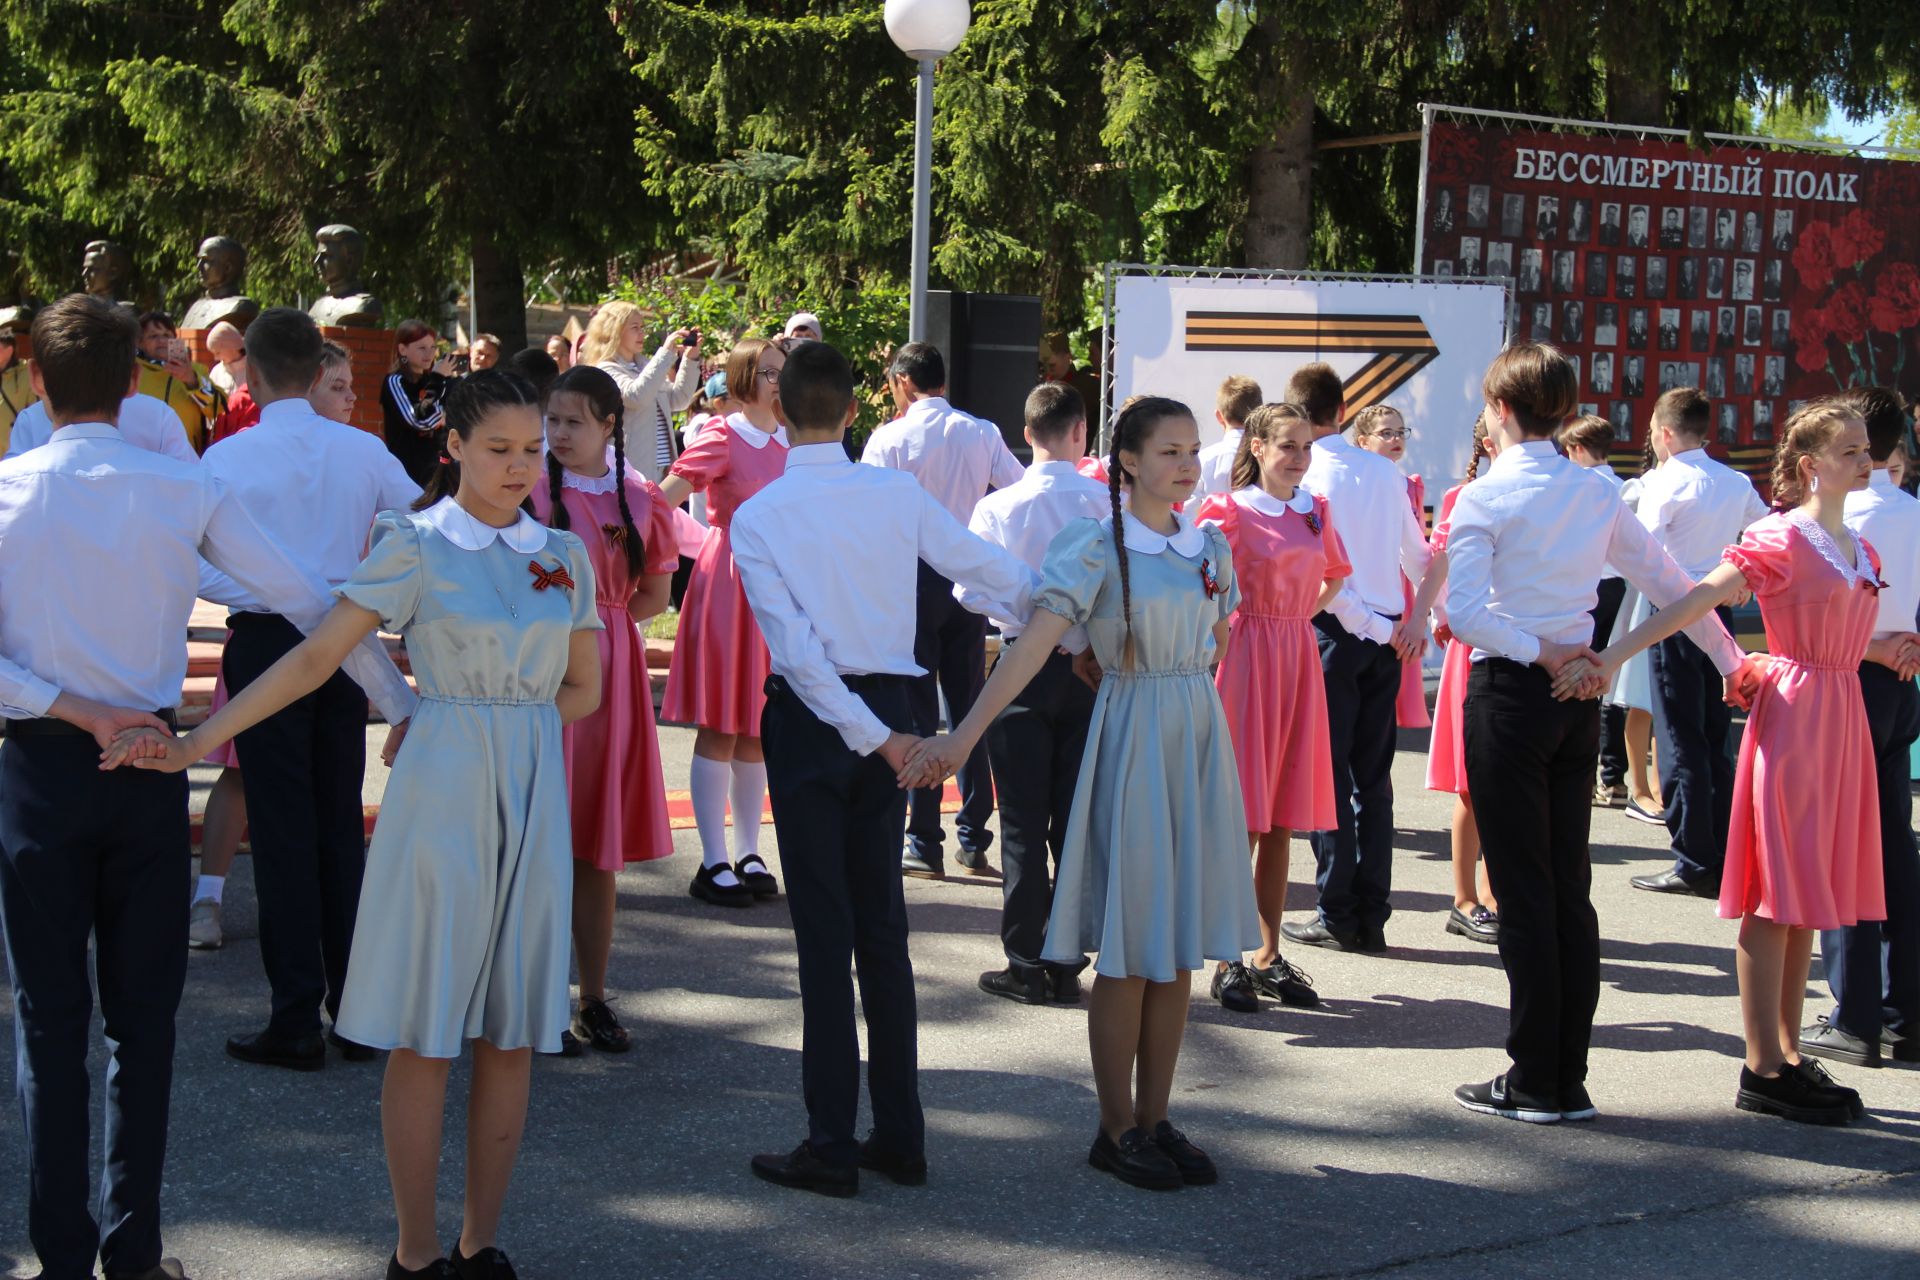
[884,0,972,344]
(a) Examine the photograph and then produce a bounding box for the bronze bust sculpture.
[181,235,261,331]
[308,224,384,328]
[81,240,135,308]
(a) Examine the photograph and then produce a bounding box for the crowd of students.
[0,289,1915,1280]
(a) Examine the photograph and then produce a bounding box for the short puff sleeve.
[628,475,683,577]
[1201,523,1241,623]
[334,511,424,632]
[1193,493,1234,532]
[1721,515,1792,597]
[1314,494,1354,581]
[1033,517,1110,626]
[667,423,731,493]
[552,530,607,632]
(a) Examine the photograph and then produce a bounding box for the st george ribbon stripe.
[1183,310,1441,409]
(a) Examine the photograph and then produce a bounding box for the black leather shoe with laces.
[1793,1058,1865,1120]
[1248,956,1319,1007]
[1735,1064,1852,1124]
[450,1242,518,1280]
[386,1255,458,1279]
[572,996,631,1053]
[1087,1127,1183,1190]
[858,1135,928,1186]
[751,1142,859,1196]
[979,967,1047,1005]
[1211,962,1259,1013]
[1150,1121,1218,1185]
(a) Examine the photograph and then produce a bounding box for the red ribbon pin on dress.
[602,522,627,548]
[1199,557,1222,600]
[528,560,576,592]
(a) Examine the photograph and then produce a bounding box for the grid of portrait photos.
[1426,184,1796,445]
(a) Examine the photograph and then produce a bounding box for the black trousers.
[906,562,993,858]
[1649,606,1737,887]
[983,641,1094,981]
[0,732,189,1279]
[1591,577,1628,786]
[1309,615,1402,932]
[761,674,923,1166]
[1463,659,1602,1099]
[224,612,370,1038]
[1821,662,1920,1041]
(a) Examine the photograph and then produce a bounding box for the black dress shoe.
[734,853,780,899]
[690,862,754,907]
[858,1136,928,1186]
[1046,969,1084,1004]
[450,1242,518,1279]
[900,847,945,880]
[1630,869,1715,898]
[954,846,996,875]
[1150,1120,1218,1185]
[1087,1127,1183,1190]
[979,967,1047,1005]
[328,1029,379,1061]
[549,1028,586,1059]
[1280,918,1361,951]
[750,1142,858,1197]
[1211,962,1259,1013]
[1248,956,1319,1007]
[108,1261,192,1280]
[1358,925,1388,953]
[1892,1029,1920,1064]
[1735,1064,1851,1124]
[1445,904,1500,944]
[572,996,632,1053]
[1793,1058,1866,1120]
[226,1027,325,1071]
[386,1255,457,1279]
[1800,1015,1881,1068]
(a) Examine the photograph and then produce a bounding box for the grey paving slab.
[5,724,1918,1279]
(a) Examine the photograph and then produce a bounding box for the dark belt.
[226,610,287,628]
[6,707,179,739]
[767,673,911,698]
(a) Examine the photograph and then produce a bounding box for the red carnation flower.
[1791,304,1832,373]
[1831,207,1886,271]
[1825,280,1872,346]
[1869,261,1920,333]
[1793,221,1837,293]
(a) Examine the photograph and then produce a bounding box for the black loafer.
[1735,1064,1852,1124]
[690,862,754,907]
[1445,904,1500,944]
[1210,961,1259,1013]
[1630,869,1715,898]
[1087,1127,1183,1190]
[734,853,780,899]
[450,1242,518,1280]
[979,967,1047,1005]
[858,1136,928,1186]
[328,1029,379,1061]
[751,1142,858,1197]
[226,1027,325,1071]
[1280,918,1361,951]
[1248,956,1319,1007]
[1150,1121,1218,1185]
[386,1255,457,1279]
[1046,969,1084,1004]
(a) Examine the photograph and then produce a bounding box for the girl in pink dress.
[532,365,680,1054]
[1351,405,1432,729]
[1411,415,1500,944]
[1580,400,1891,1124]
[657,337,790,908]
[1196,403,1350,1012]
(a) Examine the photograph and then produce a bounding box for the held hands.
[896,732,971,792]
[1539,640,1607,701]
[1389,617,1428,665]
[100,725,194,773]
[1069,647,1104,692]
[1722,652,1768,711]
[381,717,410,767]
[1866,633,1920,681]
[56,695,172,754]
[1433,622,1455,648]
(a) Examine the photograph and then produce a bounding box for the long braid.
[608,402,645,576]
[1463,441,1483,483]
[1639,432,1657,477]
[545,452,570,531]
[1108,452,1134,670]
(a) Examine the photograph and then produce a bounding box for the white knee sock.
[195,874,225,905]
[689,755,741,886]
[729,759,767,862]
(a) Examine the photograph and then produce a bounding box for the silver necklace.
[458,500,521,618]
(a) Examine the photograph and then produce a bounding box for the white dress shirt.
[1845,468,1920,637]
[0,422,413,721]
[733,442,1038,755]
[1636,446,1770,577]
[1588,461,1625,578]
[5,393,198,463]
[1194,428,1244,503]
[1301,432,1432,643]
[956,458,1107,644]
[861,395,1025,525]
[1445,439,1743,673]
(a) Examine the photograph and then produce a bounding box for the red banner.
[1422,118,1920,456]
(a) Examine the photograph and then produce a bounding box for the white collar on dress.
[1121,506,1207,556]
[560,448,634,495]
[420,496,550,552]
[1231,485,1314,518]
[725,411,788,449]
[1786,510,1876,588]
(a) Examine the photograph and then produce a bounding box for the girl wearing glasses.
[1352,405,1432,730]
[657,338,791,908]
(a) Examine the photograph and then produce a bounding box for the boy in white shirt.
[1194,375,1260,503]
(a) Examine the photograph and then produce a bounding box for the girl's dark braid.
[1639,433,1658,477]
[1108,450,1135,670]
[607,402,644,576]
[1463,440,1483,483]
[545,452,571,531]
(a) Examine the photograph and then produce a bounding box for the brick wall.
[180,324,395,438]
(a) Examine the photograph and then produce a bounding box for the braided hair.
[1638,431,1658,478]
[541,365,645,575]
[1463,410,1491,483]
[1768,397,1860,511]
[413,369,539,511]
[1107,395,1196,670]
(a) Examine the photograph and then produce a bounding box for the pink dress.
[1425,485,1472,796]
[205,654,238,769]
[1198,489,1350,833]
[1395,473,1432,729]
[532,469,681,870]
[661,415,787,736]
[1720,513,1884,929]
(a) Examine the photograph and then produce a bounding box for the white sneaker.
[188,898,223,950]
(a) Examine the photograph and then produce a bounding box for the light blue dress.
[332,503,603,1058]
[1039,512,1261,982]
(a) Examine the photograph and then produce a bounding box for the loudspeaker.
[924,290,1043,460]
